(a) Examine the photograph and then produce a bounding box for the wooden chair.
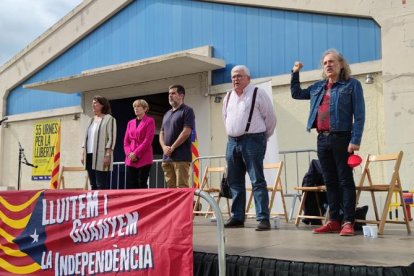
[355,151,411,235]
[245,162,288,222]
[193,166,231,218]
[58,166,89,190]
[294,185,328,226]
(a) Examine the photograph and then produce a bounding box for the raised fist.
[292,61,303,73]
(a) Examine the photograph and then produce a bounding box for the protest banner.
[0,189,194,275]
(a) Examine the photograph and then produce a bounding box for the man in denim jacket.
[291,49,365,236]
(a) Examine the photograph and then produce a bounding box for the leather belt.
[229,132,265,141]
[317,131,351,137]
[318,131,330,136]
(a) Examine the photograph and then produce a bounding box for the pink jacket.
[123,115,155,168]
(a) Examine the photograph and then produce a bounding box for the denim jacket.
[291,72,365,145]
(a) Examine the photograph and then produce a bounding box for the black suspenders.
[225,87,258,133]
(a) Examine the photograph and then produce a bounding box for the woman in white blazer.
[81,95,117,190]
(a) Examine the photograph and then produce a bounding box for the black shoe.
[224,218,244,228]
[310,219,322,226]
[302,219,311,225]
[255,220,271,231]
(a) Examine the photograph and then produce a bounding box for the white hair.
[231,65,250,77]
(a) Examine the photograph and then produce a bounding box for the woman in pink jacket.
[123,99,155,189]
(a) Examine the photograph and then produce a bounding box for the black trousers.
[126,164,152,189]
[317,132,356,222]
[85,153,109,190]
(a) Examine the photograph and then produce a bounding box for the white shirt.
[222,84,277,138]
[87,120,100,153]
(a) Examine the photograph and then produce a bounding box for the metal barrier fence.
[109,159,165,189]
[109,155,226,190]
[109,149,317,220]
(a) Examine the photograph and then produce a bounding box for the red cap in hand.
[348,154,362,168]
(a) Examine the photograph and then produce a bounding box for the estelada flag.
[0,189,195,275]
[191,128,200,188]
[49,125,61,189]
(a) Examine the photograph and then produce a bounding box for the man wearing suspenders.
[222,65,277,231]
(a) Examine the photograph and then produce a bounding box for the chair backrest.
[58,166,89,190]
[355,151,411,235]
[200,166,226,190]
[357,151,403,189]
[263,162,284,191]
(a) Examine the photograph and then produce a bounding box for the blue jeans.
[317,132,356,222]
[226,132,269,222]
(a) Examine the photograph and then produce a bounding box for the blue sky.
[0,0,82,66]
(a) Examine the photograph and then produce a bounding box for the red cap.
[348,154,362,168]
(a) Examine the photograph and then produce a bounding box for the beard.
[169,99,179,108]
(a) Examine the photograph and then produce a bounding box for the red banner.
[0,188,195,275]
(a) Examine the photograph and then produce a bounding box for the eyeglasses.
[231,74,246,80]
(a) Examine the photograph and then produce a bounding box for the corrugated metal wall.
[7,0,380,115]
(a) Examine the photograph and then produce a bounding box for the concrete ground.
[193,217,414,267]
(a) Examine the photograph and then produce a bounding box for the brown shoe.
[339,222,355,236]
[312,220,341,234]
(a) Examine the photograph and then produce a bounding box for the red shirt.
[316,82,333,132]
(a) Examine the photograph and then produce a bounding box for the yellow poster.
[32,120,60,180]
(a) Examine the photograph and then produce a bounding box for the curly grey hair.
[321,49,351,81]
